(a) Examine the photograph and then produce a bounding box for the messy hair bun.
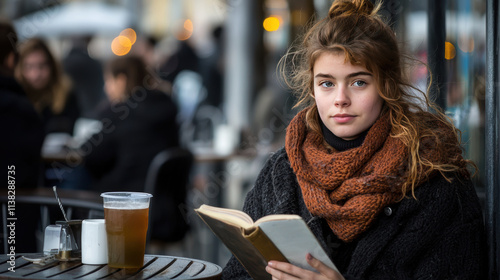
[328,0,379,19]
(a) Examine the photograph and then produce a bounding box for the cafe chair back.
[144,147,194,244]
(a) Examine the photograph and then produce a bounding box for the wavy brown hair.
[280,0,474,196]
[15,38,71,114]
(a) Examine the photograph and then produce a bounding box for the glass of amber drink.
[100,192,152,269]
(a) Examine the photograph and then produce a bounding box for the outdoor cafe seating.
[0,187,222,280]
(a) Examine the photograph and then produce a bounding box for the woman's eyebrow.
[314,73,334,79]
[314,71,372,79]
[347,71,372,78]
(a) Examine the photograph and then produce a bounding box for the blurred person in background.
[0,21,44,189]
[0,20,44,253]
[63,36,106,119]
[81,56,183,243]
[83,55,179,192]
[131,34,172,95]
[15,38,80,136]
[158,38,199,84]
[199,25,224,110]
[133,35,159,70]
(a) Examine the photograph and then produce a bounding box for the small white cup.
[81,219,108,265]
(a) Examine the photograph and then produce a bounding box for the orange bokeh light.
[120,28,137,45]
[263,16,280,32]
[444,41,456,60]
[176,19,193,41]
[184,19,193,32]
[111,36,132,56]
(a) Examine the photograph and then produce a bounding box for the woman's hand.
[265,253,344,280]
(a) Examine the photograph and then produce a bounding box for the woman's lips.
[332,114,355,123]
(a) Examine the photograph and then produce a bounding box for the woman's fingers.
[266,257,344,280]
[306,253,343,280]
[266,261,303,280]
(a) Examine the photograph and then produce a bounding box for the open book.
[195,204,337,280]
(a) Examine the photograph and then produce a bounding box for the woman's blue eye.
[320,81,334,88]
[352,80,366,87]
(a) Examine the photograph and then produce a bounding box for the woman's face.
[21,50,51,90]
[104,73,126,104]
[313,52,383,140]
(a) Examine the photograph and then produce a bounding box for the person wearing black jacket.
[0,20,44,254]
[0,21,44,189]
[83,55,179,192]
[80,55,185,242]
[222,148,486,279]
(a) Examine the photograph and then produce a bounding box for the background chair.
[144,147,194,253]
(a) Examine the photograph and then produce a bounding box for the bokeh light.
[120,28,137,45]
[444,41,456,60]
[263,16,280,32]
[111,36,132,56]
[176,19,194,40]
[184,19,193,33]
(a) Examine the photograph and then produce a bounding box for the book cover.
[195,204,337,280]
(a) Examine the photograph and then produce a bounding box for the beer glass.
[101,192,152,269]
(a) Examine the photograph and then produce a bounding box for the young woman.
[221,0,486,279]
[15,38,79,135]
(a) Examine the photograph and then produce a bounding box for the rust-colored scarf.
[285,109,467,242]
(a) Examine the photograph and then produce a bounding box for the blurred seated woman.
[83,55,179,192]
[15,38,79,135]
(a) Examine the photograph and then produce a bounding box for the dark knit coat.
[221,148,486,280]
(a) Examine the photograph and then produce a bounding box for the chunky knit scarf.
[285,109,467,242]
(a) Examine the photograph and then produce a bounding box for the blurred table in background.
[8,188,101,205]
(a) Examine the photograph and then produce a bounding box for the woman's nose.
[334,86,350,107]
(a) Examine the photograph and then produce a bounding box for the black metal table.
[0,255,222,280]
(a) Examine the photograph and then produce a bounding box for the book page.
[258,219,338,272]
[254,214,302,224]
[196,204,254,229]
